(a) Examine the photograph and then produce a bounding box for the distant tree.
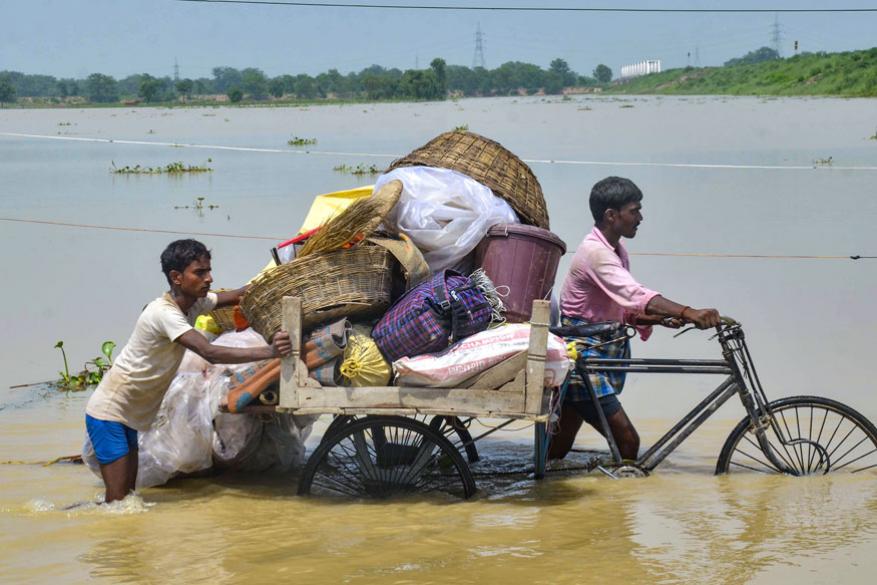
[138,74,164,102]
[227,87,243,103]
[85,73,119,103]
[0,77,16,105]
[724,46,780,67]
[175,78,194,100]
[193,78,211,95]
[398,69,442,100]
[293,74,318,99]
[212,67,242,93]
[544,72,565,94]
[430,58,447,96]
[549,58,576,86]
[57,78,79,98]
[268,77,285,98]
[593,64,613,83]
[240,68,268,99]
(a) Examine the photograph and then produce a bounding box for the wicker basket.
[208,306,237,332]
[241,244,396,340]
[387,131,549,229]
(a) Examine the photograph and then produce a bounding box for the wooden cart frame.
[275,296,558,498]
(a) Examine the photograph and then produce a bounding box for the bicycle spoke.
[827,424,857,463]
[832,446,877,473]
[852,462,877,474]
[808,407,830,473]
[733,445,783,472]
[830,439,872,471]
[778,409,805,474]
[729,460,773,474]
[742,433,792,472]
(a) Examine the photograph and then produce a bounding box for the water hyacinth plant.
[54,340,116,390]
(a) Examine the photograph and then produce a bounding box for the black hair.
[589,176,643,223]
[160,239,211,285]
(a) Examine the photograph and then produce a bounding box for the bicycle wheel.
[298,415,477,499]
[716,396,877,475]
[428,416,480,463]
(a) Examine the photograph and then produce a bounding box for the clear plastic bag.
[81,328,316,488]
[375,167,519,272]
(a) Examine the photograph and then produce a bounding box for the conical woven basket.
[241,244,396,340]
[387,131,549,228]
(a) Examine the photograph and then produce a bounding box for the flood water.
[1,96,876,583]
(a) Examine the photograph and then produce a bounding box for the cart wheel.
[322,415,355,444]
[716,396,877,475]
[299,415,477,499]
[428,416,480,463]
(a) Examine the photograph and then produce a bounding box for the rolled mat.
[226,359,281,413]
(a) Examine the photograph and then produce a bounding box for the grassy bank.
[608,47,877,97]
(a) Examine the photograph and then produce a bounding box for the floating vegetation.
[453,124,469,132]
[287,136,317,146]
[869,128,877,140]
[57,121,72,126]
[577,106,593,111]
[813,156,834,167]
[561,95,572,102]
[174,196,219,217]
[54,340,116,391]
[333,163,382,176]
[620,104,635,108]
[111,161,213,174]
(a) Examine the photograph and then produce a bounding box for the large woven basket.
[241,244,396,340]
[387,131,549,229]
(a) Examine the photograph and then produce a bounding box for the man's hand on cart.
[271,331,293,357]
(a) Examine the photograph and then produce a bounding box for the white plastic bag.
[375,167,519,272]
[82,328,316,488]
[393,324,570,388]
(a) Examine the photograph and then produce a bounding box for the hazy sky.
[4,0,877,79]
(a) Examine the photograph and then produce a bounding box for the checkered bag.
[373,270,493,363]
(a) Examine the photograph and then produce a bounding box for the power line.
[173,1,877,13]
[2,217,872,260]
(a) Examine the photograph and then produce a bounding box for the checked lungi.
[561,315,630,401]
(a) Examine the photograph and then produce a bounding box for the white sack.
[393,323,571,388]
[375,166,519,272]
[82,328,315,488]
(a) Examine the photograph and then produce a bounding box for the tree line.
[0,58,613,105]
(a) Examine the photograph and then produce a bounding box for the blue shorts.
[85,414,138,465]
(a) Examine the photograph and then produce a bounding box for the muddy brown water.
[1,96,876,583]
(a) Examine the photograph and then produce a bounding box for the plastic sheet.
[375,167,519,272]
[82,328,315,488]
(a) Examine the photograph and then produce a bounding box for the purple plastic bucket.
[474,224,567,323]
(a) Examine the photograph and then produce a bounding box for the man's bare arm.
[215,286,248,309]
[176,329,292,364]
[645,295,721,329]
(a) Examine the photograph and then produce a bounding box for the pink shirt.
[560,227,660,340]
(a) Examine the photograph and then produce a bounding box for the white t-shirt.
[86,292,218,431]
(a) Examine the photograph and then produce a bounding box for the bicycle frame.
[576,322,798,474]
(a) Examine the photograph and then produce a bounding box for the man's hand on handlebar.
[682,307,721,329]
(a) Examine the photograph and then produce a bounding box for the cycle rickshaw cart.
[272,294,877,499]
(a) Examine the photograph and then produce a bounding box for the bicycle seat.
[549,321,624,339]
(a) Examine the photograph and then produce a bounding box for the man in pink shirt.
[549,177,720,461]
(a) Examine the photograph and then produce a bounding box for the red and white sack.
[393,323,570,388]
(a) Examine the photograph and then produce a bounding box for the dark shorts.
[568,394,623,427]
[85,414,138,465]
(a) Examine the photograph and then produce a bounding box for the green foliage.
[333,163,381,176]
[241,67,269,100]
[176,78,194,99]
[54,340,116,391]
[138,74,164,103]
[0,76,15,104]
[593,64,613,84]
[85,73,119,103]
[608,47,877,97]
[287,136,317,146]
[724,46,780,67]
[227,87,243,103]
[111,161,213,174]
